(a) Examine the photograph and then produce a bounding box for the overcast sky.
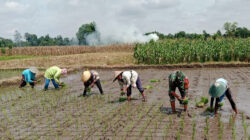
[0,0,249,39]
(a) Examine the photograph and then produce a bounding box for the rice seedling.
[204,117,209,139]
[180,115,184,133]
[143,85,153,90]
[164,122,169,138]
[149,79,160,83]
[232,123,236,140]
[243,123,249,139]
[169,115,173,125]
[229,115,233,127]
[196,96,208,107]
[177,130,180,140]
[192,118,196,140]
[218,115,224,140]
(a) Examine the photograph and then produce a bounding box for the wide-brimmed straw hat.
[209,81,226,98]
[29,66,39,74]
[113,71,122,82]
[82,71,91,82]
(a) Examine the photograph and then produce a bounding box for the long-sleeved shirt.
[44,66,62,84]
[169,71,187,94]
[210,78,236,111]
[118,70,138,90]
[22,69,36,83]
[84,70,100,86]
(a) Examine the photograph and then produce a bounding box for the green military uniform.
[168,71,188,101]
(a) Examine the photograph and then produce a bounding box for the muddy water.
[0,69,23,79]
[0,67,249,139]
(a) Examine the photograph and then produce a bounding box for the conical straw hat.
[209,81,226,97]
[81,71,91,82]
[29,66,39,74]
[113,71,122,82]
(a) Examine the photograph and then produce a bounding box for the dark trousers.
[83,79,103,95]
[211,88,236,111]
[127,76,144,96]
[19,75,35,88]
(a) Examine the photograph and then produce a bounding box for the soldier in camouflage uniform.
[169,70,189,112]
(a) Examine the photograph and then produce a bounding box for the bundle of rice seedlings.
[206,107,215,112]
[150,79,160,83]
[143,85,153,90]
[60,82,67,88]
[120,91,125,96]
[182,99,189,105]
[196,96,209,108]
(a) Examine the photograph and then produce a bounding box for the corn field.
[134,39,250,64]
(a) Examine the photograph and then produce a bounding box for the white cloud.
[5,1,19,8]
[0,0,249,41]
[5,1,29,9]
[68,0,80,6]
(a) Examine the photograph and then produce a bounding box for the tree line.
[0,21,249,50]
[145,22,250,40]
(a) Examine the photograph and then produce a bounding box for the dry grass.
[2,44,134,56]
[0,52,135,69]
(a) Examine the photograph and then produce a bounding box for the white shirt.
[118,70,138,89]
[216,78,228,88]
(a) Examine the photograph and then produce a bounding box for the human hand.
[90,83,94,88]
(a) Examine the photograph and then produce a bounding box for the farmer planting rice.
[44,66,67,90]
[81,70,104,96]
[209,78,238,115]
[113,70,146,101]
[19,66,39,88]
[169,70,189,112]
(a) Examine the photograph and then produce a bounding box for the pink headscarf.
[61,68,67,75]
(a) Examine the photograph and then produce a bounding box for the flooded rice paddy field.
[0,69,23,80]
[0,67,249,140]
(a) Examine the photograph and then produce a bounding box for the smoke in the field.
[85,24,159,46]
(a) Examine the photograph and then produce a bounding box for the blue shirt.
[22,69,36,83]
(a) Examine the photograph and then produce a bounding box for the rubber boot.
[141,92,146,102]
[171,101,176,113]
[127,96,131,101]
[184,104,188,111]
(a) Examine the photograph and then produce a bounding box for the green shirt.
[44,66,62,84]
[169,71,185,93]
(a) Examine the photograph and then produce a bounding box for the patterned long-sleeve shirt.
[118,70,138,90]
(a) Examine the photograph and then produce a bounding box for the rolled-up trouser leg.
[136,76,144,94]
[95,79,103,94]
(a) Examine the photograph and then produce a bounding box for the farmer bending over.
[209,78,238,115]
[44,66,67,90]
[81,70,104,96]
[169,70,189,112]
[113,70,146,101]
[19,67,39,88]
